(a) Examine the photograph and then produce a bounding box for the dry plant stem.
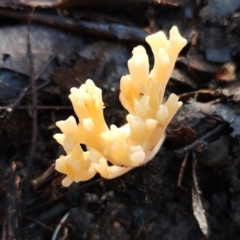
[192,152,208,236]
[0,0,161,9]
[179,89,222,101]
[0,8,147,42]
[0,15,70,208]
[174,123,227,156]
[25,216,54,232]
[1,219,7,240]
[25,179,102,213]
[177,152,189,187]
[0,106,73,110]
[25,7,37,203]
[34,164,57,190]
[35,33,70,81]
[6,162,21,240]
[51,212,69,240]
[0,34,70,116]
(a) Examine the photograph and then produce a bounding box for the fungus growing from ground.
[54,26,187,187]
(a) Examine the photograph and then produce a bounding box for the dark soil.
[1,1,240,239]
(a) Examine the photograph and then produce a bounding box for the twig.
[25,216,54,232]
[192,152,209,237]
[35,34,70,81]
[174,124,227,156]
[0,9,147,42]
[0,31,70,119]
[25,7,37,202]
[34,164,56,190]
[6,162,21,240]
[0,21,70,123]
[0,105,73,111]
[25,179,102,213]
[177,152,189,187]
[1,219,7,240]
[179,89,222,101]
[51,212,69,240]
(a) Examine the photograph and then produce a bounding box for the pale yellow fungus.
[54,26,187,187]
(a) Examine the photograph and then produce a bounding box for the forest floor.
[1,0,240,239]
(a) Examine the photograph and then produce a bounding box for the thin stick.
[34,33,69,81]
[25,216,54,232]
[174,124,226,156]
[0,9,146,42]
[0,33,70,116]
[192,152,209,237]
[177,152,189,187]
[25,179,102,213]
[51,212,69,240]
[25,8,37,201]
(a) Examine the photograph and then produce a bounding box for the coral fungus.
[54,26,187,187]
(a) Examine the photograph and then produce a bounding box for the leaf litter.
[1,1,240,239]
